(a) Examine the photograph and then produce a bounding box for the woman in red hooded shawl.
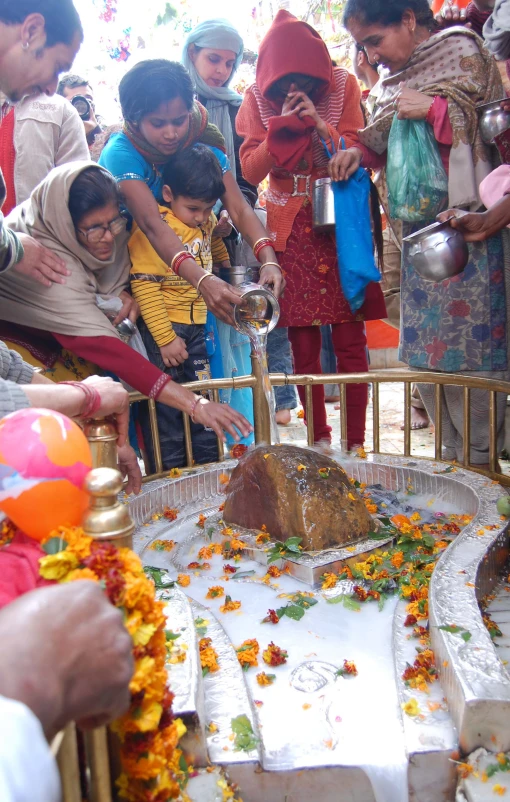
[237,10,386,449]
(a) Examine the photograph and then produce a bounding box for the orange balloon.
[0,480,90,542]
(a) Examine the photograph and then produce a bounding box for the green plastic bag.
[387,117,448,222]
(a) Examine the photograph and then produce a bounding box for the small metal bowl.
[403,221,469,282]
[115,317,136,342]
[477,99,510,144]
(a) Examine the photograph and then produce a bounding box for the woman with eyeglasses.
[0,162,253,448]
[237,9,386,451]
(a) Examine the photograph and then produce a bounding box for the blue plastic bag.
[387,117,448,222]
[327,140,381,312]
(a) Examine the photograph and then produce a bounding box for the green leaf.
[421,533,435,549]
[326,594,346,604]
[282,604,305,621]
[42,536,67,554]
[202,666,209,677]
[179,753,188,774]
[231,714,258,753]
[285,537,303,549]
[438,624,463,634]
[165,631,181,641]
[461,631,472,642]
[194,617,208,637]
[342,596,362,612]
[206,526,215,540]
[225,595,232,605]
[275,606,288,618]
[292,594,318,608]
[378,593,388,612]
[144,565,175,589]
[232,570,256,580]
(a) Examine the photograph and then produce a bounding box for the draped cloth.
[182,19,244,178]
[0,162,130,338]
[484,0,510,60]
[358,27,503,209]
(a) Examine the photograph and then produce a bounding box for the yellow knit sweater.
[129,206,229,347]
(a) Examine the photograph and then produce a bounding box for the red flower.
[353,585,368,602]
[83,542,123,576]
[223,564,237,574]
[163,507,178,521]
[231,444,248,459]
[262,609,280,624]
[105,567,126,605]
[404,614,418,627]
[425,337,447,367]
[447,299,471,318]
[262,641,288,666]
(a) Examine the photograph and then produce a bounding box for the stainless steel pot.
[115,317,137,343]
[403,221,469,282]
[312,177,335,232]
[215,264,260,286]
[233,282,280,336]
[477,99,510,144]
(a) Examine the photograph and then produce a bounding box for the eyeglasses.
[77,216,126,243]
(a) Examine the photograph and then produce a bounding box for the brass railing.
[131,368,510,486]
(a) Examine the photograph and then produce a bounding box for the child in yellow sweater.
[129,144,230,469]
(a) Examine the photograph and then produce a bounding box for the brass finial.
[82,418,118,470]
[82,467,134,549]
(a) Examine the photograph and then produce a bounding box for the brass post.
[147,399,163,475]
[84,729,112,802]
[372,382,380,454]
[403,383,411,457]
[212,388,225,461]
[182,411,194,468]
[489,391,498,473]
[83,419,118,470]
[463,387,471,468]
[434,383,443,461]
[56,724,81,802]
[82,468,135,550]
[251,347,271,444]
[305,384,314,447]
[339,383,348,451]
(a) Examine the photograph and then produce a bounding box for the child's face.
[163,186,216,228]
[138,98,190,157]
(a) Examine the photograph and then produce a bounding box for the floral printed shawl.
[359,27,503,209]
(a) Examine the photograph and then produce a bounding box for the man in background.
[0,91,89,215]
[57,72,102,146]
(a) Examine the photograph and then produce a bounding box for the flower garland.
[37,526,187,802]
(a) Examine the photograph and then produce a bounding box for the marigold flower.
[236,639,259,670]
[262,642,288,667]
[401,698,421,717]
[456,762,474,779]
[342,660,358,676]
[206,585,224,599]
[163,507,178,521]
[39,550,78,581]
[223,563,237,574]
[267,565,281,578]
[219,473,230,485]
[220,595,241,613]
[391,551,405,569]
[404,614,418,627]
[296,408,305,419]
[256,531,270,546]
[297,464,307,471]
[365,502,378,514]
[63,567,98,583]
[150,538,176,552]
[230,538,245,552]
[493,785,507,796]
[356,446,367,459]
[199,637,219,674]
[391,514,411,529]
[231,443,248,459]
[177,574,191,587]
[353,585,368,602]
[197,513,207,529]
[321,572,338,590]
[198,544,222,560]
[262,609,280,624]
[169,467,182,478]
[256,672,276,686]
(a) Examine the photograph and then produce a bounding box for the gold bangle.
[260,262,282,271]
[252,237,272,250]
[170,250,189,271]
[196,272,215,296]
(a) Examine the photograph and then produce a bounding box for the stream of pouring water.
[246,329,280,445]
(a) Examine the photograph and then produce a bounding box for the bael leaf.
[438,625,463,634]
[231,714,258,752]
[165,631,181,641]
[282,604,305,621]
[326,594,345,605]
[206,526,215,540]
[232,570,257,580]
[342,596,362,612]
[42,536,67,555]
[292,594,318,609]
[461,631,472,642]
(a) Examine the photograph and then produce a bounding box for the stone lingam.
[223,444,375,551]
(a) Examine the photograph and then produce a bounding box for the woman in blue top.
[99,59,283,333]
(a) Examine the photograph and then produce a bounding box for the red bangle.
[253,238,273,260]
[172,252,193,276]
[60,381,102,418]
